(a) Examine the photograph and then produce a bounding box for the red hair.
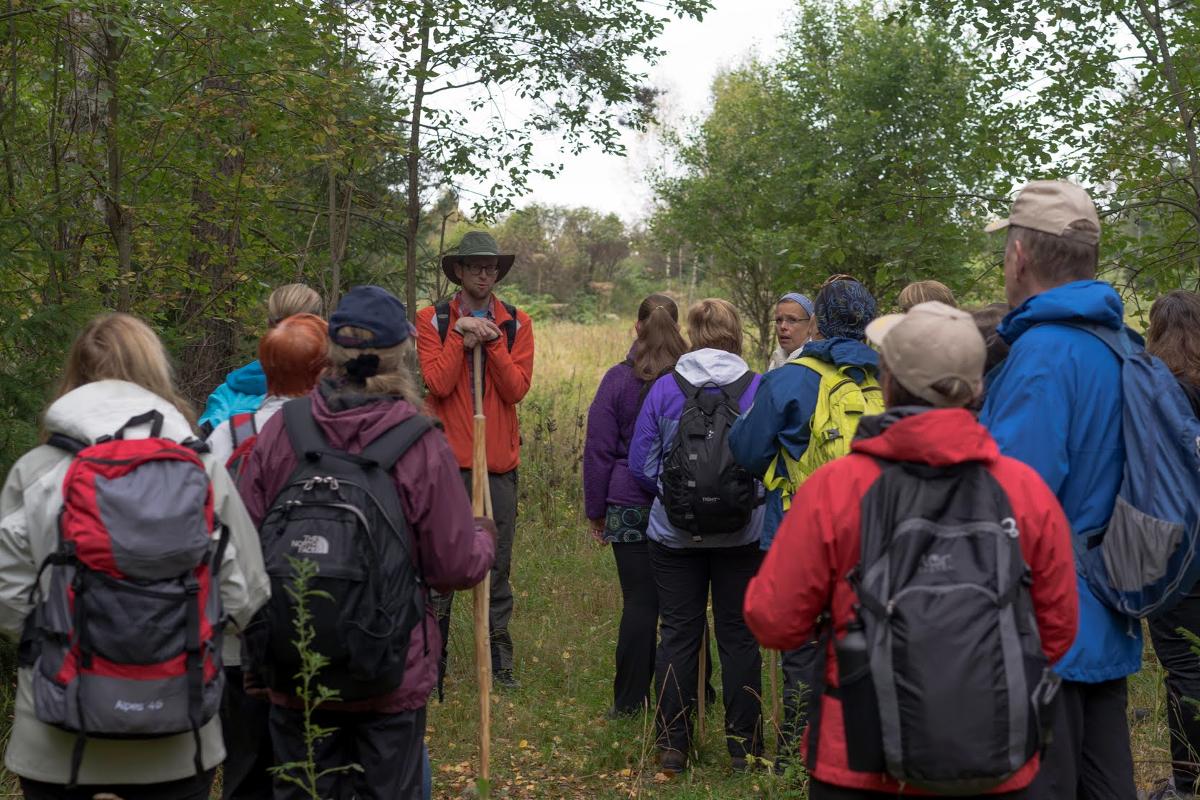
[258,313,329,396]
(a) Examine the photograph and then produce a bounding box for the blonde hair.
[327,327,422,402]
[687,298,743,356]
[56,313,196,425]
[268,283,323,327]
[898,280,957,312]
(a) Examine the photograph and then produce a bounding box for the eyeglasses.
[775,315,811,326]
[461,263,500,277]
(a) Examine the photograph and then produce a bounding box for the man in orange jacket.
[417,231,534,690]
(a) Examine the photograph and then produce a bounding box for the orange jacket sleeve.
[416,306,466,400]
[744,466,843,651]
[485,312,534,405]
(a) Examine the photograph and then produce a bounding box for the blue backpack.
[1066,322,1200,618]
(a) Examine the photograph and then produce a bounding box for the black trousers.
[649,540,764,759]
[779,641,819,759]
[221,666,275,800]
[1027,677,1136,800]
[612,540,659,714]
[269,705,426,800]
[20,770,215,800]
[434,469,518,680]
[1149,591,1200,793]
[809,778,1029,799]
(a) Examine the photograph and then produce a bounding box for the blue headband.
[778,292,815,316]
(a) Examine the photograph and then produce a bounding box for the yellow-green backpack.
[763,357,884,510]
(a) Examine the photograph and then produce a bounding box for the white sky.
[506,0,797,224]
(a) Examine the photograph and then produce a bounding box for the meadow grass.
[426,318,1179,799]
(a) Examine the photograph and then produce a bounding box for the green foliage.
[270,557,361,799]
[905,0,1200,292]
[652,1,1013,356]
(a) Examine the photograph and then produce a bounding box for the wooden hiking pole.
[472,345,493,795]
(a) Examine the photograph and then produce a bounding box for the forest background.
[1,0,1199,796]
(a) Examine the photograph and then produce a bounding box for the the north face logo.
[919,553,954,574]
[290,535,330,555]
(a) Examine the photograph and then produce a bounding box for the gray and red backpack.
[224,411,259,480]
[20,410,227,786]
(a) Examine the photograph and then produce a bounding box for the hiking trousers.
[220,666,274,800]
[434,469,518,679]
[1027,677,1136,800]
[612,538,659,714]
[269,705,426,800]
[649,540,764,760]
[778,641,819,761]
[1149,589,1200,794]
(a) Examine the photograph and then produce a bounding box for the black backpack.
[435,300,518,350]
[831,457,1060,793]
[243,399,432,701]
[659,371,758,541]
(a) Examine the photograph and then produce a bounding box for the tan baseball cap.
[865,301,985,408]
[984,179,1101,246]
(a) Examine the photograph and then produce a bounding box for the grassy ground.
[426,318,1180,799]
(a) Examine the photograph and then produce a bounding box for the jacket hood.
[801,337,879,371]
[225,360,268,395]
[310,380,421,453]
[1000,280,1124,344]
[44,380,197,444]
[675,349,752,387]
[852,407,998,467]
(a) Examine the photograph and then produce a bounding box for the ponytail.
[633,294,687,382]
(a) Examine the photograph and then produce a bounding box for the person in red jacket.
[744,301,1078,799]
[416,231,535,690]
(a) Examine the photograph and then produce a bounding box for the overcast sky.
[506,0,797,224]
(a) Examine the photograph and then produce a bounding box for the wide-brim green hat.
[441,231,515,284]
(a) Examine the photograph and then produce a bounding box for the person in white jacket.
[0,313,270,800]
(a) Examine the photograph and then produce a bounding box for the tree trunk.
[405,3,432,314]
[97,16,132,310]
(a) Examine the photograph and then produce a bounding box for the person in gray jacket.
[0,313,269,800]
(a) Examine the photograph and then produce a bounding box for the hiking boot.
[1143,779,1194,800]
[659,748,687,776]
[606,705,641,721]
[493,669,521,690]
[731,755,770,774]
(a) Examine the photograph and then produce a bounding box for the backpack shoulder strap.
[360,415,436,471]
[282,398,327,462]
[435,301,452,344]
[47,434,88,454]
[1037,320,1139,360]
[229,412,258,450]
[721,371,756,404]
[500,301,519,351]
[672,371,702,400]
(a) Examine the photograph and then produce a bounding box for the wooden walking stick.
[472,345,493,797]
[769,648,781,737]
[697,610,708,741]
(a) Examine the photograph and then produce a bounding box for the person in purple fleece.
[583,293,688,718]
[628,298,766,776]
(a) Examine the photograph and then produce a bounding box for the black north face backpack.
[833,458,1060,794]
[244,399,432,701]
[659,371,758,541]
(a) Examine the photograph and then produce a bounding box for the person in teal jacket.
[198,283,322,434]
[980,180,1135,799]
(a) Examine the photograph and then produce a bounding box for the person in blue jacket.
[980,180,1134,799]
[198,283,323,433]
[728,276,878,769]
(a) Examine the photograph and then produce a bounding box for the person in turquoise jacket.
[980,180,1135,799]
[198,283,323,434]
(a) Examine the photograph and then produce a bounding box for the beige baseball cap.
[984,179,1101,246]
[865,301,986,408]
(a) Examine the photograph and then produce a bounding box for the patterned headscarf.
[815,278,877,341]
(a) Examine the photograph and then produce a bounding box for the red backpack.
[224,411,259,480]
[23,410,228,785]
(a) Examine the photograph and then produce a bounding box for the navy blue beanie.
[815,279,877,341]
[329,286,412,349]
